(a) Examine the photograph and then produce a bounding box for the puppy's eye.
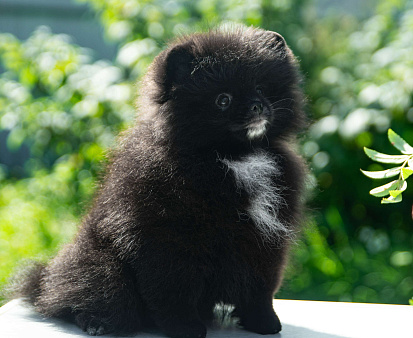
[256,86,264,96]
[215,93,232,109]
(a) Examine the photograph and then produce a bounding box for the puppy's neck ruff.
[220,150,290,239]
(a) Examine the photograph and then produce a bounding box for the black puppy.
[13,25,307,337]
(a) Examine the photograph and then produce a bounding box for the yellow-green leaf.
[401,168,413,180]
[389,190,403,198]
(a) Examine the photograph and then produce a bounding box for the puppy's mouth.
[246,118,269,139]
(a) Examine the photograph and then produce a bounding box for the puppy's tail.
[4,260,46,305]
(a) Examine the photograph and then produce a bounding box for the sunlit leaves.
[364,148,409,164]
[369,179,406,197]
[381,194,403,204]
[0,26,137,297]
[361,167,401,179]
[362,129,413,204]
[0,27,134,176]
[388,129,413,155]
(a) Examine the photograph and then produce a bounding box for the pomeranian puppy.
[11,25,307,338]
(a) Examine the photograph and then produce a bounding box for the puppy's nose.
[250,101,263,115]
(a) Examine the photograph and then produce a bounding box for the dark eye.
[215,93,232,109]
[256,85,264,96]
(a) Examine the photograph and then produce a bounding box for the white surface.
[0,298,412,337]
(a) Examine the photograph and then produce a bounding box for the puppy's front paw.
[164,320,207,338]
[240,309,281,335]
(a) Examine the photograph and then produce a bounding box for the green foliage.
[299,0,413,305]
[1,0,413,306]
[362,129,413,204]
[0,26,135,295]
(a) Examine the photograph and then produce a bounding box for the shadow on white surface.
[0,299,346,338]
[2,298,412,338]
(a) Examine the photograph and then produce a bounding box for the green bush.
[1,0,412,305]
[0,27,135,295]
[296,0,413,304]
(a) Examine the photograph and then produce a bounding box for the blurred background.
[0,0,412,305]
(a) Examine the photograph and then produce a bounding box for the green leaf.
[401,168,413,180]
[7,127,26,151]
[363,147,410,164]
[389,190,403,198]
[381,194,402,204]
[369,180,406,197]
[409,298,413,306]
[361,167,401,179]
[388,129,413,155]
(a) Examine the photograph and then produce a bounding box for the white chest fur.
[220,151,290,239]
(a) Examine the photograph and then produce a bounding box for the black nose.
[250,101,263,115]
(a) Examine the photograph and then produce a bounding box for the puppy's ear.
[164,45,194,87]
[265,31,286,51]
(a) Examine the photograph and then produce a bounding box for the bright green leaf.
[369,180,406,197]
[361,167,401,179]
[401,168,413,180]
[363,147,410,164]
[389,190,403,198]
[388,129,413,155]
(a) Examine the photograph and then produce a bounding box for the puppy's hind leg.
[36,244,143,336]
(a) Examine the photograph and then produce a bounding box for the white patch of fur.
[220,151,290,240]
[246,120,268,140]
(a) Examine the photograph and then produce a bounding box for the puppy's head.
[146,25,305,150]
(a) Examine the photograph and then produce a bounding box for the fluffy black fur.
[11,26,307,337]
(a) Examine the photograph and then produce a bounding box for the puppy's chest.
[220,151,289,237]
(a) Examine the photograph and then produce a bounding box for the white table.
[1,298,411,337]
